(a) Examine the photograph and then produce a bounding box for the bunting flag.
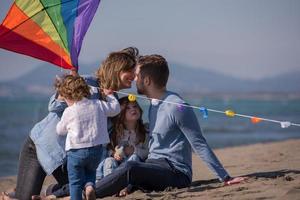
[121,91,300,129]
[0,0,100,71]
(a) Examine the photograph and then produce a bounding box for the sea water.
[0,96,299,177]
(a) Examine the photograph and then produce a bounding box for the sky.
[0,0,299,81]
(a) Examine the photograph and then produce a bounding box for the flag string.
[114,90,300,129]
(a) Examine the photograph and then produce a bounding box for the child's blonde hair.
[55,75,90,101]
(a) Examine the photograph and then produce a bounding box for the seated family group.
[2,47,244,200]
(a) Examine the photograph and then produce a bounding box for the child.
[55,75,120,200]
[97,96,149,180]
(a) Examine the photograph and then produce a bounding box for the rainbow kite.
[0,0,101,71]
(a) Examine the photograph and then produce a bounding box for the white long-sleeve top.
[117,129,149,160]
[56,95,120,151]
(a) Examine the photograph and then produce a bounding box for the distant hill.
[8,62,100,87]
[168,64,300,93]
[0,63,99,97]
[0,62,299,97]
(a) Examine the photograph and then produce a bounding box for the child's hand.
[103,88,113,95]
[113,152,123,161]
[70,70,78,76]
[114,145,125,161]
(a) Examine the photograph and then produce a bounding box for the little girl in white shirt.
[55,75,120,200]
[97,96,149,180]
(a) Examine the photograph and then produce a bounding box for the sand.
[1,139,300,200]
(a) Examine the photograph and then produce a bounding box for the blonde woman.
[2,47,139,200]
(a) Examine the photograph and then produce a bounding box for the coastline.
[1,139,300,200]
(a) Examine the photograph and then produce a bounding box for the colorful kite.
[0,0,101,71]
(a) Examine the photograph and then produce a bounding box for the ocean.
[0,96,299,177]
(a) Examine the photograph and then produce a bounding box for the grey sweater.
[148,91,229,182]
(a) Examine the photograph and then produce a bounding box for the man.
[94,54,244,198]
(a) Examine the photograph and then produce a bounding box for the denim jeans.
[14,136,68,200]
[67,146,102,200]
[96,153,142,180]
[96,157,118,179]
[95,158,191,198]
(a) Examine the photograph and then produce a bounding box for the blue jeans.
[96,154,142,180]
[95,158,191,198]
[96,157,118,180]
[13,136,68,200]
[67,146,102,200]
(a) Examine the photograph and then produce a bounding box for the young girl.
[55,75,120,200]
[97,96,149,179]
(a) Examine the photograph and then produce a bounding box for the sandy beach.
[1,139,300,200]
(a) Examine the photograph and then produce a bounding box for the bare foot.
[85,186,96,200]
[224,176,248,186]
[118,187,129,197]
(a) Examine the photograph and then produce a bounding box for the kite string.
[113,90,300,128]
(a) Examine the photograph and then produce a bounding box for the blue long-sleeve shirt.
[148,91,229,182]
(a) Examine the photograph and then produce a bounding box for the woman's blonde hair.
[96,47,139,90]
[55,75,90,101]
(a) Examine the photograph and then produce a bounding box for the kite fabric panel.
[0,0,101,71]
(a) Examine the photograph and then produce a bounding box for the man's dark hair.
[138,54,169,88]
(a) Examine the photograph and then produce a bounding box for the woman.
[1,47,139,200]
